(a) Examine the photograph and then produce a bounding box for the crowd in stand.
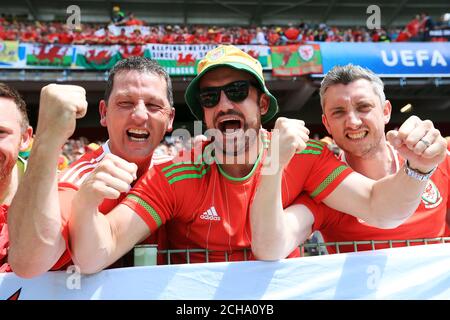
[0,7,448,45]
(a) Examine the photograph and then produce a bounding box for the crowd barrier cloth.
[1,243,449,300]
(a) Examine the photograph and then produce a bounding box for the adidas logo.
[200,206,221,221]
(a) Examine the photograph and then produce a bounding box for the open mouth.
[216,116,244,135]
[127,128,150,142]
[346,131,368,140]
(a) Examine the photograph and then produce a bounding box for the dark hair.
[320,64,385,109]
[104,56,173,107]
[0,83,29,132]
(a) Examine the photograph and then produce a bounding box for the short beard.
[0,159,15,186]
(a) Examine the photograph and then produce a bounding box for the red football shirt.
[295,146,450,253]
[122,133,352,263]
[0,205,10,273]
[55,141,171,268]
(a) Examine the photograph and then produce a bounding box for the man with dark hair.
[68,46,445,274]
[8,56,175,277]
[0,83,33,272]
[250,64,449,260]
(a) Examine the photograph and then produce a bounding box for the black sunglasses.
[198,80,260,108]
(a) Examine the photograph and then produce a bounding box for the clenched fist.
[75,154,138,209]
[269,117,310,170]
[36,84,88,147]
[387,115,447,173]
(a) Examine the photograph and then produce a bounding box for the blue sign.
[317,42,450,75]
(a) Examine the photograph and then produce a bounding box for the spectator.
[420,12,435,41]
[254,27,268,45]
[250,64,448,260]
[69,45,444,274]
[8,57,175,278]
[282,24,301,44]
[111,6,125,26]
[0,83,33,272]
[125,13,144,27]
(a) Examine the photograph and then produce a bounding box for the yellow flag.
[0,41,19,63]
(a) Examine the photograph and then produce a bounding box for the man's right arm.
[70,203,150,274]
[69,156,149,274]
[8,84,87,278]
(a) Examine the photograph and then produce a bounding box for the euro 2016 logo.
[66,5,81,30]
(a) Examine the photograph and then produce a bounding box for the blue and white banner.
[318,42,450,76]
[1,244,449,299]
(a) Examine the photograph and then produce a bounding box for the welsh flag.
[75,45,151,70]
[271,44,323,76]
[26,44,72,67]
[236,45,271,70]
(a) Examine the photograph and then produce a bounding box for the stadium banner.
[0,43,272,73]
[0,41,19,63]
[271,44,323,76]
[146,44,214,75]
[25,43,74,67]
[75,44,151,70]
[318,42,450,75]
[146,44,272,75]
[237,45,272,70]
[107,25,151,36]
[429,29,450,40]
[0,41,26,68]
[1,244,449,299]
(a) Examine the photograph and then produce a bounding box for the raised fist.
[270,117,310,170]
[36,84,88,147]
[387,115,447,173]
[75,153,138,209]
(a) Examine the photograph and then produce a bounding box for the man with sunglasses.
[68,45,446,273]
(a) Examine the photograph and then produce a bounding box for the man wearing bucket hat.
[68,45,445,273]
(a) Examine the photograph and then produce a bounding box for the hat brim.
[185,62,278,124]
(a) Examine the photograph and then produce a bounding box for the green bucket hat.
[185,45,278,124]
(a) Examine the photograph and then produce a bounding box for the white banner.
[107,25,151,36]
[1,244,449,300]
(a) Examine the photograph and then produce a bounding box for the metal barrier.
[133,237,450,266]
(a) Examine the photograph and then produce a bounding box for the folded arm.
[69,200,149,274]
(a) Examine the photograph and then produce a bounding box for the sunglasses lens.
[199,89,219,108]
[224,81,249,102]
[198,81,253,108]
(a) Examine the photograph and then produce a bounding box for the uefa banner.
[1,244,450,299]
[271,44,323,76]
[318,42,450,75]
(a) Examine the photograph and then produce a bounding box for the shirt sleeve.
[120,167,176,235]
[283,140,353,205]
[292,192,341,233]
